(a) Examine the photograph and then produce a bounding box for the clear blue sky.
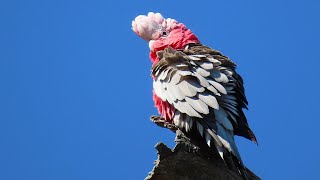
[1,0,319,179]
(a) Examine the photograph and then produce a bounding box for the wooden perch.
[145,116,261,180]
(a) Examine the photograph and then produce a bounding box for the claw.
[150,116,178,132]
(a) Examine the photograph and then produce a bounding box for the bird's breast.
[153,91,175,121]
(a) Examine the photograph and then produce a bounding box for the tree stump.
[145,116,260,180]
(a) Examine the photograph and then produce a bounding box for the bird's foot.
[174,129,200,154]
[150,116,178,132]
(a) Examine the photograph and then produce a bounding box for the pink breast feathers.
[153,91,175,121]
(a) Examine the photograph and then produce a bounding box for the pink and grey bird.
[132,12,257,178]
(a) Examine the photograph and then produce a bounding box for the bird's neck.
[150,25,200,64]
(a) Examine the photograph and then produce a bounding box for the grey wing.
[152,47,251,161]
[184,44,257,143]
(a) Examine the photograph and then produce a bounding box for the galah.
[132,12,257,178]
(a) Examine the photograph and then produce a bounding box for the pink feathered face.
[132,12,178,41]
[132,12,200,63]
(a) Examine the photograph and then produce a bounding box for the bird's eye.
[161,31,168,37]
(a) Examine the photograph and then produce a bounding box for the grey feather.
[216,126,232,152]
[167,68,177,82]
[223,69,234,76]
[153,81,166,101]
[166,82,185,100]
[198,92,219,110]
[177,80,198,97]
[188,116,193,130]
[195,61,214,70]
[174,100,202,118]
[175,64,188,68]
[184,116,193,132]
[178,79,204,97]
[214,109,234,131]
[170,72,181,85]
[195,67,211,77]
[207,57,222,65]
[224,95,237,100]
[178,70,192,76]
[193,71,210,87]
[211,70,229,83]
[192,55,207,57]
[207,79,227,94]
[185,96,209,114]
[214,143,224,159]
[223,98,238,106]
[197,121,204,137]
[188,55,201,61]
[158,68,170,81]
[206,85,221,96]
[226,110,237,124]
[216,123,241,161]
[163,87,174,104]
[205,131,211,146]
[222,103,239,116]
[173,111,181,125]
[189,54,206,59]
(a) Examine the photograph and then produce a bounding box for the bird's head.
[132,12,200,63]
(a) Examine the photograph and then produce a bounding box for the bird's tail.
[196,119,249,180]
[173,113,249,179]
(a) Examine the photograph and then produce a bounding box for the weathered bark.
[145,116,260,180]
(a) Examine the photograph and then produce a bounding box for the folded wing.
[152,45,256,162]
